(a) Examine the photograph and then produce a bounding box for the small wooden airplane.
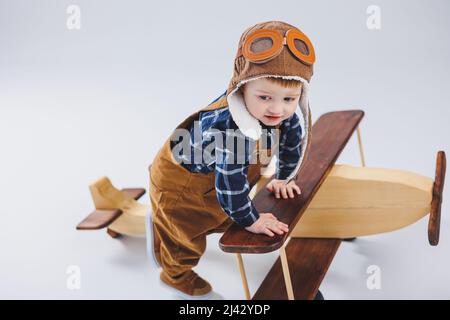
[76,176,148,238]
[76,110,446,300]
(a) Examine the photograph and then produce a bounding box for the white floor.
[3,206,449,299]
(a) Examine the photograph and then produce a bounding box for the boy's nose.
[267,104,284,115]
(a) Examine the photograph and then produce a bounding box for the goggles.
[236,28,315,65]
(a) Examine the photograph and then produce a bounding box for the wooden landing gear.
[107,228,122,238]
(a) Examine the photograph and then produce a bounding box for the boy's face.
[241,77,302,126]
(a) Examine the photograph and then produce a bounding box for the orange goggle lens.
[242,29,283,64]
[240,28,315,66]
[285,28,315,65]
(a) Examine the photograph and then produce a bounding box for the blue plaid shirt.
[170,92,303,227]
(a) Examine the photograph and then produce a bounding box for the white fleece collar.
[227,74,310,141]
[226,74,311,183]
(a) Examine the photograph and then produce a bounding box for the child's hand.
[266,179,302,199]
[245,213,289,237]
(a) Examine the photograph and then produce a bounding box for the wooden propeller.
[428,151,446,246]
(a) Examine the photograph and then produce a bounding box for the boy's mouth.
[264,115,282,122]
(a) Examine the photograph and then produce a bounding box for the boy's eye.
[258,96,296,102]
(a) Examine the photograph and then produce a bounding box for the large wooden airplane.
[77,110,446,300]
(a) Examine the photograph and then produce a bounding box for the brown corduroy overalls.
[149,96,276,278]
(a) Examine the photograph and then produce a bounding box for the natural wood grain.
[252,238,341,300]
[236,254,251,300]
[356,126,366,167]
[122,188,146,201]
[279,245,294,300]
[291,164,433,238]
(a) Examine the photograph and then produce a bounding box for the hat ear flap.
[298,81,309,119]
[283,80,312,183]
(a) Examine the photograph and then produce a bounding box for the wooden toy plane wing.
[76,185,146,231]
[219,110,365,254]
[252,238,341,300]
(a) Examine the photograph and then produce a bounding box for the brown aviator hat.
[226,20,315,182]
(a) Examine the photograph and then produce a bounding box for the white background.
[0,0,449,299]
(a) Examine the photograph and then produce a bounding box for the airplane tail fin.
[77,176,146,235]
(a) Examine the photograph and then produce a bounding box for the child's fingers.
[269,218,288,229]
[273,226,285,235]
[269,224,286,235]
[264,228,275,237]
[264,224,282,235]
[263,221,288,236]
[287,187,295,198]
[293,185,301,195]
[274,185,281,199]
[276,220,288,229]
[261,213,276,220]
[263,214,289,231]
[276,225,289,233]
[281,187,288,199]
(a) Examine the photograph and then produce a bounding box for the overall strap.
[200,92,229,112]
